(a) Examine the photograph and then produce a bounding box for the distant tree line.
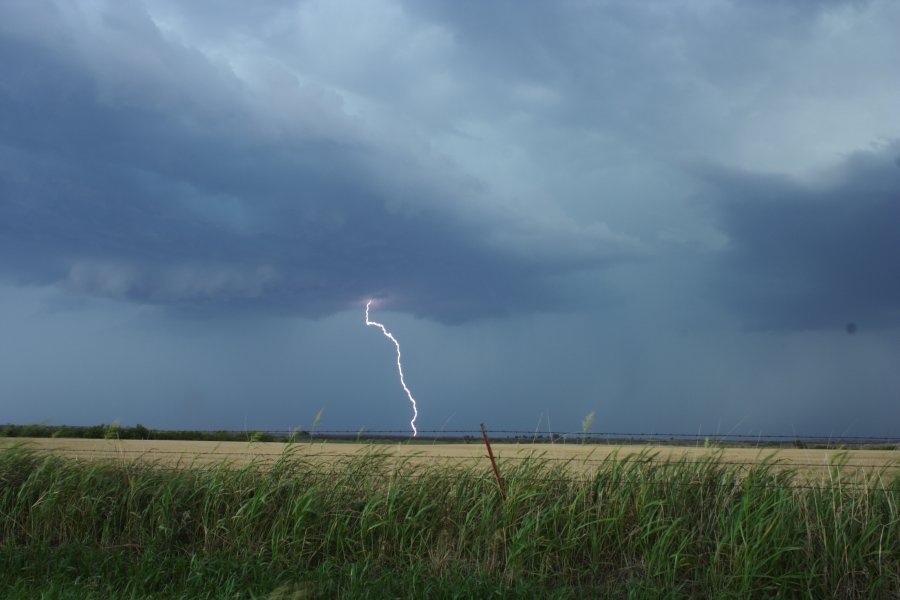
[0,423,285,443]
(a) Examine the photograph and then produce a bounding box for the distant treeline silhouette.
[0,423,275,443]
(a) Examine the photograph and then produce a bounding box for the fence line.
[133,428,900,442]
[141,429,900,444]
[5,424,900,443]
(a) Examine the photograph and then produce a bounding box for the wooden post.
[480,423,507,500]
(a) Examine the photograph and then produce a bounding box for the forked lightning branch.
[365,300,419,436]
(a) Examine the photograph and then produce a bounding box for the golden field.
[3,437,897,482]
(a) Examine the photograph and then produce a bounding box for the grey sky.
[1,0,898,436]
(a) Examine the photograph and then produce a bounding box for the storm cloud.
[0,0,638,322]
[703,141,900,330]
[1,0,899,435]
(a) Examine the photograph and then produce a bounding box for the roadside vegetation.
[1,444,897,598]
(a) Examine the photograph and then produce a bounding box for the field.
[3,437,899,481]
[2,438,898,598]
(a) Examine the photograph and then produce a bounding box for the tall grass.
[1,444,897,598]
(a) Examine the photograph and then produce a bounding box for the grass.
[1,444,898,598]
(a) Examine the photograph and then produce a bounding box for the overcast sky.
[2,0,899,436]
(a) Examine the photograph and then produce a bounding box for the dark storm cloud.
[0,1,637,322]
[702,141,900,330]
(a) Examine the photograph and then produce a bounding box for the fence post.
[480,423,507,500]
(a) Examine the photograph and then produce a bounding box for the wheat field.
[4,436,897,481]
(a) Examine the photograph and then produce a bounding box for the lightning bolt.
[365,300,419,436]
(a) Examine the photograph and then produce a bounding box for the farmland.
[2,438,898,598]
[3,436,899,481]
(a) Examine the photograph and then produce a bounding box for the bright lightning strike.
[365,300,419,437]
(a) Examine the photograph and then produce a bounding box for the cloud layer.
[0,0,640,322]
[703,141,900,330]
[2,0,900,435]
[3,0,900,328]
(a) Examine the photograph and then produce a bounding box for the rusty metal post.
[480,423,507,500]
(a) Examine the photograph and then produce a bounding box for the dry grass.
[4,437,897,482]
